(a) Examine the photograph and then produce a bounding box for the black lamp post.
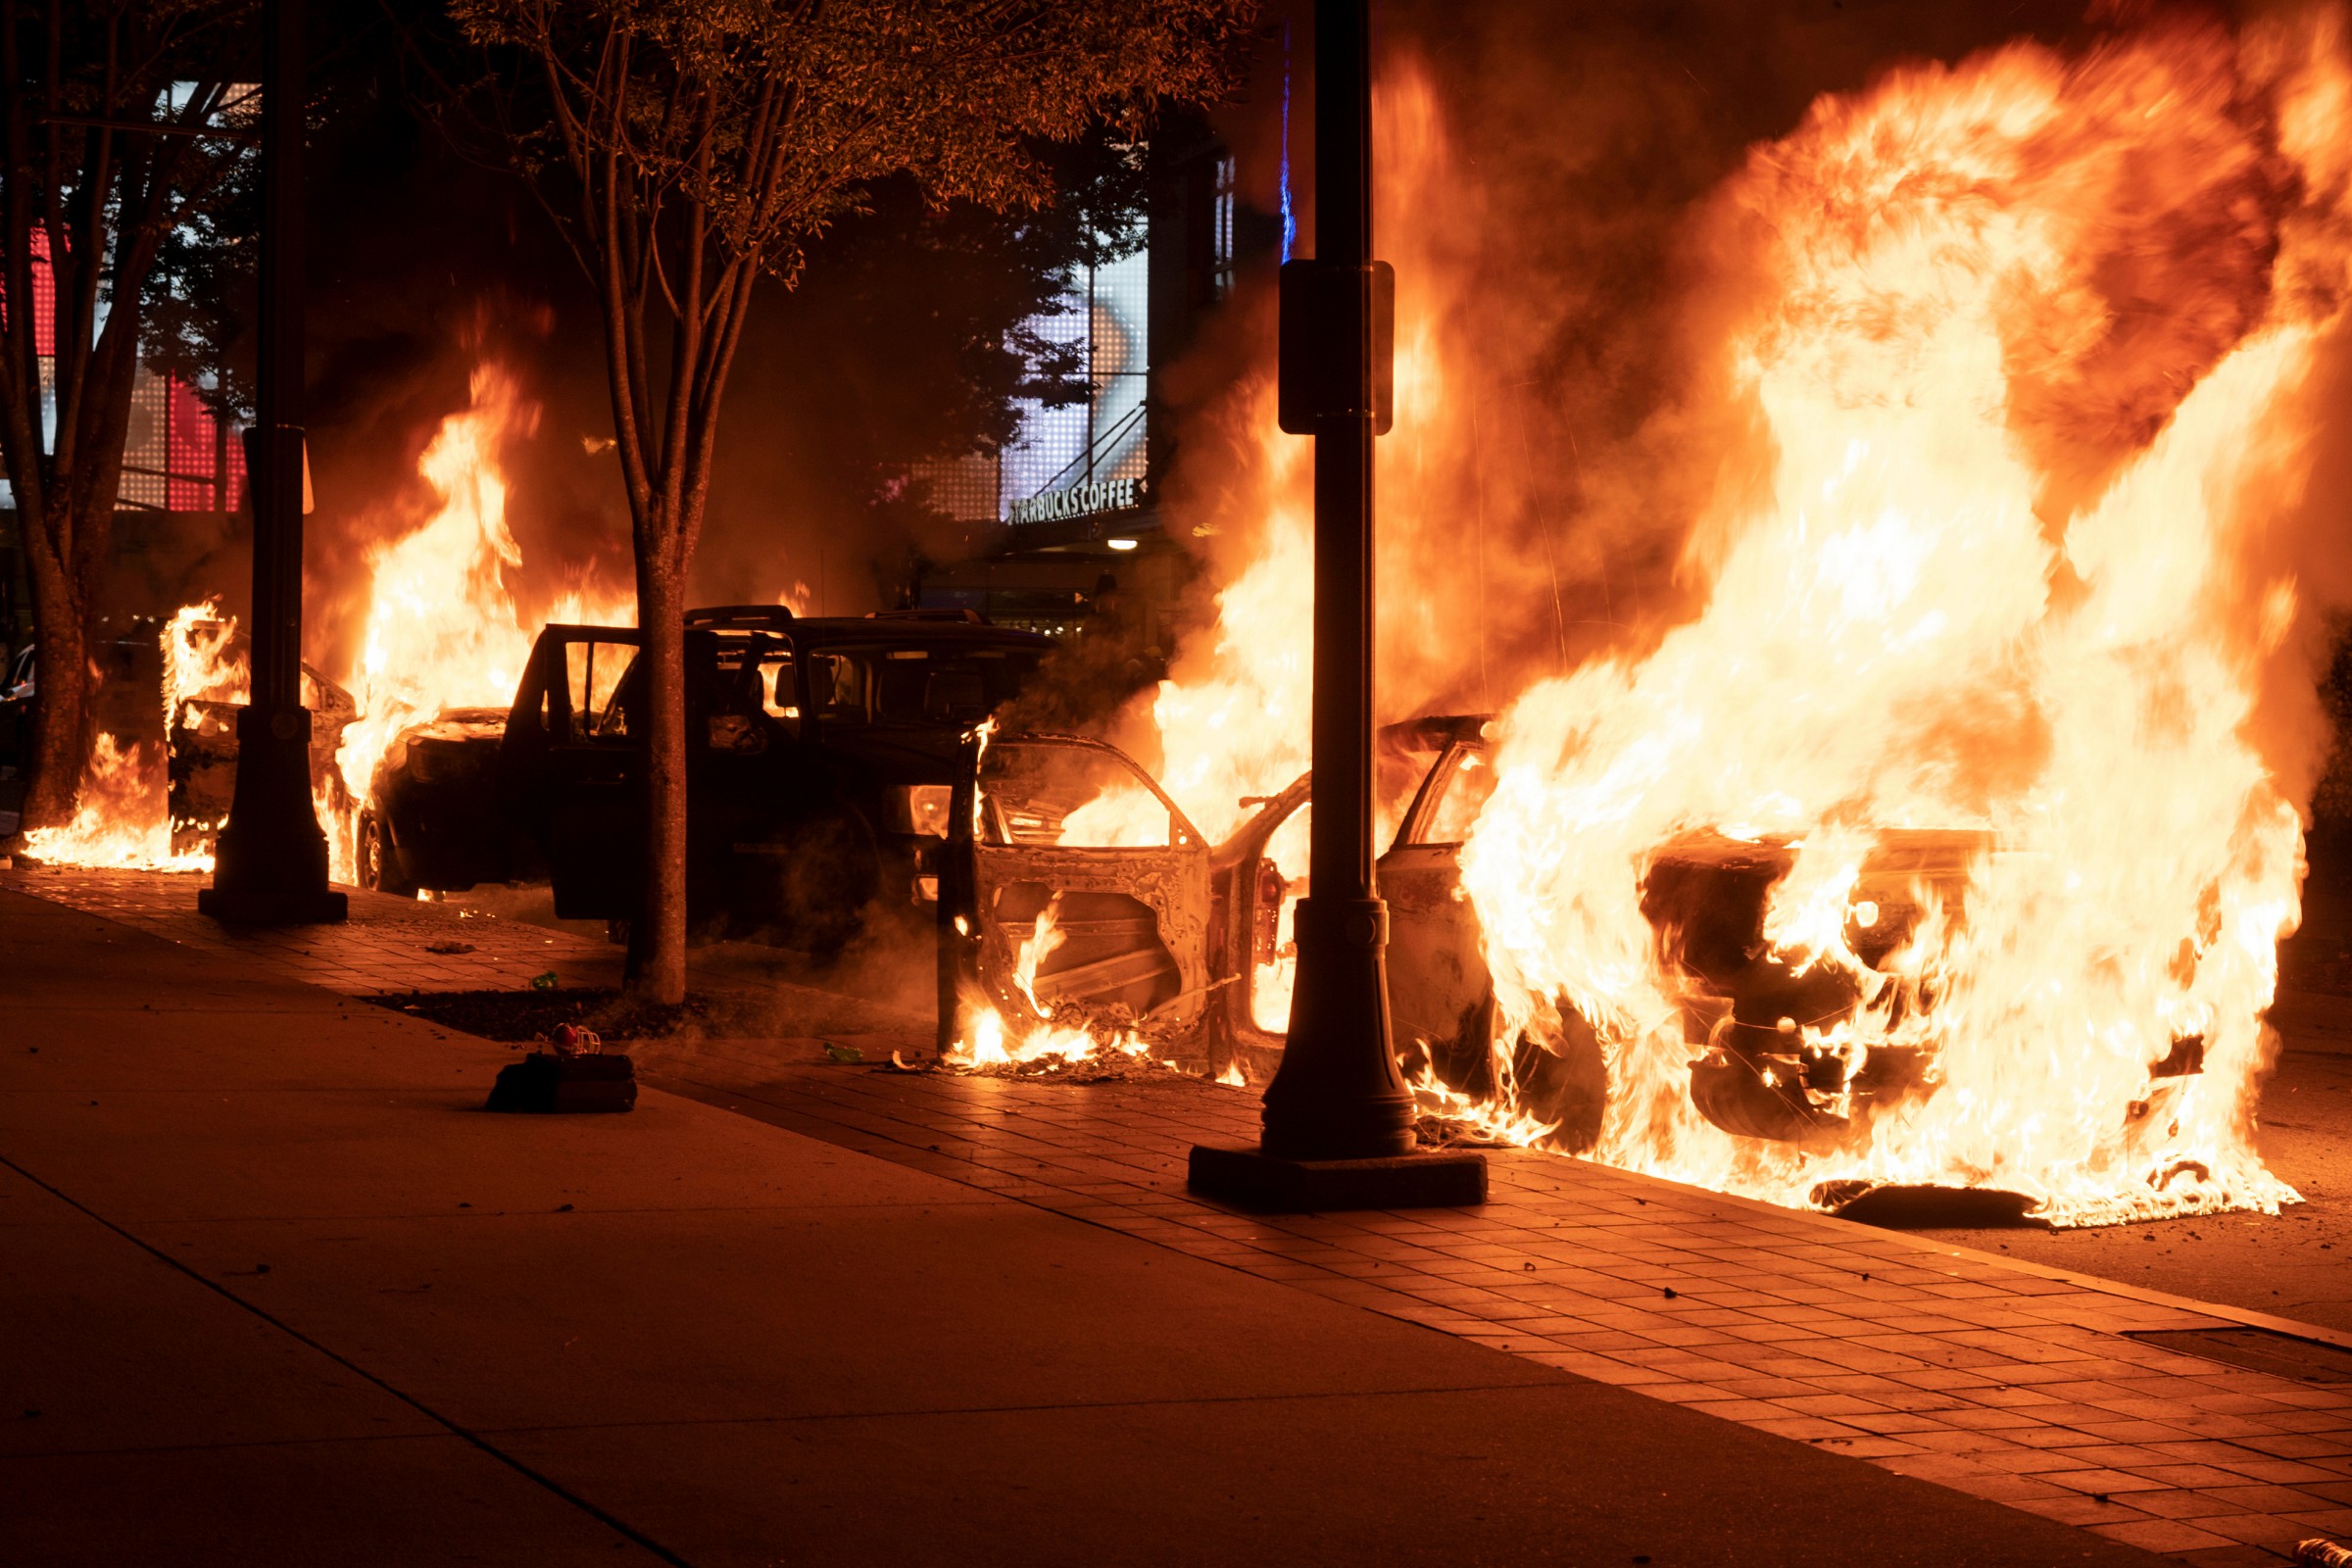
[1187,0,1485,1211]
[199,0,345,926]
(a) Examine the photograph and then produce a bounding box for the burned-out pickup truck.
[358,606,1050,951]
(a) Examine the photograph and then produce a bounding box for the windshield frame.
[800,640,1044,735]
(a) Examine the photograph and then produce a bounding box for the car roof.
[1379,713,1494,751]
[546,615,1052,653]
[738,617,1051,652]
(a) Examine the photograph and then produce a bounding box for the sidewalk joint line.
[456,1378,1580,1439]
[0,1151,700,1568]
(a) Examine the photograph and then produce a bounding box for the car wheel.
[359,810,417,898]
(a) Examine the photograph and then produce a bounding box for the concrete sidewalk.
[0,886,2170,1567]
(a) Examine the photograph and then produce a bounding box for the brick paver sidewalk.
[11,866,2352,1566]
[635,1042,2352,1567]
[0,864,618,994]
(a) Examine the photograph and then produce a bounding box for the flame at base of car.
[945,899,1159,1069]
[17,603,250,872]
[1404,1054,1560,1149]
[20,735,212,873]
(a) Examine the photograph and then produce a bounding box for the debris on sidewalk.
[484,1046,635,1113]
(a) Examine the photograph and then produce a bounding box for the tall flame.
[38,368,630,880]
[1459,15,2352,1223]
[328,366,630,872]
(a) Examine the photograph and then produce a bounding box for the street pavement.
[1924,1044,2352,1335]
[2,870,2349,1563]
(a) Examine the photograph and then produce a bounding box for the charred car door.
[501,625,644,920]
[938,733,1213,1061]
[1200,715,1607,1143]
[1202,720,1487,1082]
[1377,725,1606,1143]
[1379,734,1499,1075]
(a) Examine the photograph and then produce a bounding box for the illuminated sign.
[1007,475,1144,526]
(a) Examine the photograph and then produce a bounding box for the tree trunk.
[631,549,689,1004]
[18,504,95,832]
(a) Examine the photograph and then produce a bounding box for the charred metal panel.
[1205,772,1309,1082]
[941,732,1212,1055]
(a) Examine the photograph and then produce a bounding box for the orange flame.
[1458,15,2352,1224]
[20,734,209,872]
[325,366,631,877]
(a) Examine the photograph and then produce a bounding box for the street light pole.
[1187,0,1484,1211]
[199,0,346,927]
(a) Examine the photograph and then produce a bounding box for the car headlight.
[902,784,952,838]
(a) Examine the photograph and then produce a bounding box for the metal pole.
[1259,0,1411,1160]
[1187,0,1482,1208]
[200,0,345,925]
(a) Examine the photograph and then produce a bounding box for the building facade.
[910,110,1277,660]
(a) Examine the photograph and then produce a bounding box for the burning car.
[0,642,33,766]
[936,718,1597,1113]
[939,721,2210,1177]
[353,706,511,897]
[358,605,1052,953]
[166,651,358,852]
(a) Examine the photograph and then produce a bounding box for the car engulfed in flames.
[940,714,2236,1227]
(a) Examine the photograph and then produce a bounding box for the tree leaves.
[450,0,1254,291]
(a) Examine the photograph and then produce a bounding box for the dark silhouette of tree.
[1,0,258,832]
[448,0,1254,1002]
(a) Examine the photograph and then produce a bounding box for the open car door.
[500,624,645,920]
[1201,719,1490,1084]
[1378,722,1500,1077]
[938,733,1213,1064]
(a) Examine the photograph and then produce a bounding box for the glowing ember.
[1459,16,2348,1225]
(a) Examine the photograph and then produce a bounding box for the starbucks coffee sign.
[1008,475,1143,527]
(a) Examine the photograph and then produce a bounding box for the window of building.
[1213,153,1237,302]
[1001,221,1152,522]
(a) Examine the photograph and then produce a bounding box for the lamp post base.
[1187,1142,1487,1213]
[198,709,347,928]
[198,883,348,926]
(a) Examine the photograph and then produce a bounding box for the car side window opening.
[804,645,1041,731]
[1412,750,1497,847]
[980,742,1175,849]
[807,652,869,727]
[564,640,638,742]
[757,653,800,727]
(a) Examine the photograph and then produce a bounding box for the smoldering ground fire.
[32,4,2352,1234]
